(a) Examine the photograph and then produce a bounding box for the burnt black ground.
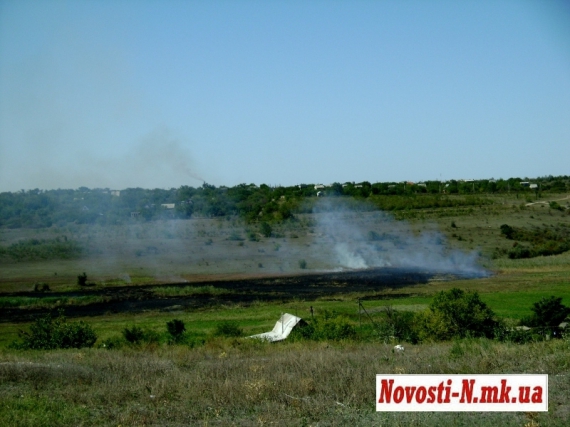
[0,267,477,322]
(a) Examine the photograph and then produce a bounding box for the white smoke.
[313,199,488,277]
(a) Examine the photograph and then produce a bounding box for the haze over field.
[1,1,569,192]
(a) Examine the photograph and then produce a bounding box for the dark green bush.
[500,224,515,239]
[166,319,186,343]
[77,272,88,286]
[521,296,570,331]
[11,311,97,350]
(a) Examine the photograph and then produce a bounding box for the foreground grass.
[1,338,570,426]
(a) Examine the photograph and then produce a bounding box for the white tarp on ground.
[248,313,304,342]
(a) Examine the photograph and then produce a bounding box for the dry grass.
[1,337,570,426]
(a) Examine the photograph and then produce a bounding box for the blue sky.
[1,0,569,191]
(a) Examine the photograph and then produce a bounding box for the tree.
[525,296,570,328]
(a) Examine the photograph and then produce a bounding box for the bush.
[414,288,498,342]
[214,321,243,337]
[291,313,357,341]
[33,282,50,292]
[77,272,88,286]
[494,325,535,344]
[11,311,97,350]
[522,296,570,331]
[508,245,532,259]
[122,326,146,344]
[377,307,418,343]
[166,319,186,343]
[299,259,307,269]
[99,336,125,350]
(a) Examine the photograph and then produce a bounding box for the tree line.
[0,175,568,228]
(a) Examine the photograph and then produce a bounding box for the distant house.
[520,182,530,187]
[161,203,175,209]
[529,184,538,190]
[314,184,325,190]
[417,183,427,188]
[111,190,121,197]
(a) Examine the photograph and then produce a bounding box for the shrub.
[299,259,307,269]
[291,314,356,341]
[166,319,186,343]
[494,325,535,344]
[33,282,51,292]
[414,288,498,342]
[508,245,532,259]
[99,336,125,349]
[214,321,243,337]
[77,272,88,286]
[500,224,515,239]
[521,296,570,333]
[11,311,97,350]
[122,326,146,344]
[377,307,418,343]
